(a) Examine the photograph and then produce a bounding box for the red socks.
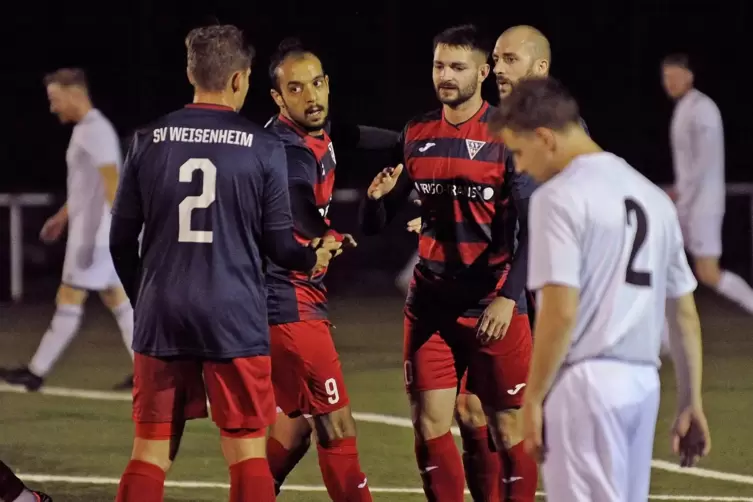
[415,432,465,502]
[115,460,165,502]
[501,442,538,501]
[316,437,373,501]
[267,436,311,493]
[229,457,275,502]
[461,425,501,501]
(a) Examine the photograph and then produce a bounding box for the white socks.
[111,301,134,360]
[716,270,753,314]
[28,304,83,377]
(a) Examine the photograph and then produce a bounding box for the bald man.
[492,25,550,97]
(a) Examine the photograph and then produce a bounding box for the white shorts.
[542,359,660,502]
[62,214,120,291]
[680,213,723,258]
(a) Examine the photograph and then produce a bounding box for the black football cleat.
[112,373,134,391]
[0,367,44,392]
[33,491,53,501]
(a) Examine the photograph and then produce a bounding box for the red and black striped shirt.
[362,102,535,316]
[265,114,338,324]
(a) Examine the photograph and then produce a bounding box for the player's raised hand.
[367,164,404,200]
[672,405,711,467]
[476,296,516,344]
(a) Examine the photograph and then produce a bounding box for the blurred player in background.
[0,68,134,392]
[263,38,373,501]
[661,54,753,316]
[0,460,51,502]
[493,77,711,502]
[392,24,552,502]
[362,24,538,502]
[108,25,340,502]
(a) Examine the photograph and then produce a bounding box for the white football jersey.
[670,89,725,220]
[528,152,697,367]
[65,108,122,246]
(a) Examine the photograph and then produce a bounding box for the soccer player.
[0,460,51,502]
[492,77,711,502]
[263,38,373,502]
[362,24,538,502]
[0,68,134,392]
[392,24,554,501]
[662,54,753,314]
[108,25,340,502]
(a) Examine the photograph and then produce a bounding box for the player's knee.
[411,393,456,441]
[455,393,487,429]
[491,408,523,449]
[130,437,174,473]
[99,286,129,309]
[56,284,88,306]
[314,407,357,445]
[219,428,267,465]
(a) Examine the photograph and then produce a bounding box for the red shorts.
[270,320,350,416]
[403,310,532,410]
[132,353,276,431]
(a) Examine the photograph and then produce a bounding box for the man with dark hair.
[361,24,537,502]
[1,67,135,392]
[660,54,753,324]
[495,76,711,502]
[109,24,340,502]
[262,37,374,502]
[0,460,51,502]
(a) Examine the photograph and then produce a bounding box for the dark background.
[2,0,752,299]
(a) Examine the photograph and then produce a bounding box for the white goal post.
[3,184,753,302]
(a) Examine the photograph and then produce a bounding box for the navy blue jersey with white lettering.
[112,103,295,359]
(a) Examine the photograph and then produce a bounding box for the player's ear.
[534,127,556,150]
[270,88,285,109]
[230,71,243,93]
[478,63,490,81]
[534,59,550,76]
[186,67,196,87]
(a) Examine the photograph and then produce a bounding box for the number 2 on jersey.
[178,158,217,243]
[624,198,652,287]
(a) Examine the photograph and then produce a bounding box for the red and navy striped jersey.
[265,115,337,324]
[362,102,535,316]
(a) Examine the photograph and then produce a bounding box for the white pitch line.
[4,383,753,486]
[15,473,753,501]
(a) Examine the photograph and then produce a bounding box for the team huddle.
[1,20,718,502]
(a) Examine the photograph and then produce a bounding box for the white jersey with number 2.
[528,152,698,368]
[528,151,699,502]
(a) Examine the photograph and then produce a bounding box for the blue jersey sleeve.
[286,146,331,239]
[111,133,144,220]
[263,140,296,233]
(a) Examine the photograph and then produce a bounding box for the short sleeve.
[527,188,581,290]
[80,122,122,168]
[666,213,698,298]
[262,141,295,232]
[111,134,143,220]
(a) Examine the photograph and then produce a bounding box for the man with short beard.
[264,38,373,502]
[361,24,537,502]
